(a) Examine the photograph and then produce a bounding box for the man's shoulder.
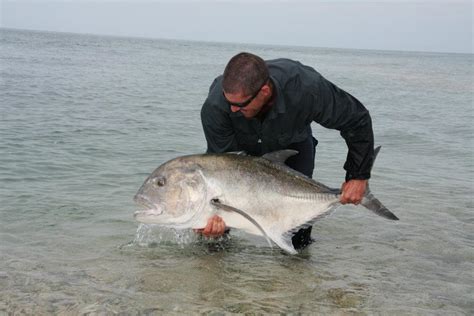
[202,75,229,114]
[266,58,304,71]
[266,57,300,64]
[208,75,223,93]
[267,58,321,85]
[205,75,223,104]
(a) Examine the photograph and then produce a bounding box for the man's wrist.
[345,172,370,182]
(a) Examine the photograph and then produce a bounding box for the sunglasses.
[223,77,269,108]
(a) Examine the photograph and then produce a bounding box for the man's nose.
[230,105,241,113]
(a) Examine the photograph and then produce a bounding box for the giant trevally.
[134,146,398,254]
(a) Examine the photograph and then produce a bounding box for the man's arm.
[306,75,374,177]
[199,85,236,236]
[304,72,375,203]
[201,100,239,154]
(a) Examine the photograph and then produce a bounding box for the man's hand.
[340,179,368,205]
[193,215,227,237]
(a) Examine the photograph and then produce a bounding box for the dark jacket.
[200,58,375,180]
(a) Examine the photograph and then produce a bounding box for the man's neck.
[256,82,275,121]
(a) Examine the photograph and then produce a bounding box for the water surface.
[1,28,473,314]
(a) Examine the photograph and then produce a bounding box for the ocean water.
[1,28,472,314]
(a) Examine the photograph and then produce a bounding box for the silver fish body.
[134,148,398,254]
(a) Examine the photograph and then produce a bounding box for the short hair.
[222,52,269,96]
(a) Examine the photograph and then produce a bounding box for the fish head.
[133,157,208,227]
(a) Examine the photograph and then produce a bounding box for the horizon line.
[2,27,472,56]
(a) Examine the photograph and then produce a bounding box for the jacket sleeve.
[306,74,375,181]
[200,98,239,154]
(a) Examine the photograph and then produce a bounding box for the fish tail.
[359,146,399,220]
[361,188,399,220]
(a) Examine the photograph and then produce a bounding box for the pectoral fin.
[210,198,273,249]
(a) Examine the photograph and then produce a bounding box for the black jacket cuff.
[345,172,371,182]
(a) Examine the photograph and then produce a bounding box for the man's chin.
[242,111,259,120]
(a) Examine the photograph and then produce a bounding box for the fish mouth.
[133,194,163,218]
[134,194,155,208]
[133,209,163,219]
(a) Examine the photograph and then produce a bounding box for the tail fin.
[361,189,399,220]
[361,146,399,220]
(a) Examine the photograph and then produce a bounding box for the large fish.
[134,147,398,254]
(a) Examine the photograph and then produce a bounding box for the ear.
[261,83,272,98]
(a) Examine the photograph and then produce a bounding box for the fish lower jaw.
[134,209,163,220]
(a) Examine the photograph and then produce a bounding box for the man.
[197,52,374,249]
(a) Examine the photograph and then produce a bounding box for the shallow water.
[1,28,473,314]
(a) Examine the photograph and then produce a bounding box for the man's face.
[223,83,271,119]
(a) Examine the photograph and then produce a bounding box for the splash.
[133,223,198,248]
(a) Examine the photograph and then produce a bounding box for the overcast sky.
[1,1,472,54]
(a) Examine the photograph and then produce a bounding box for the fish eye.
[156,177,166,187]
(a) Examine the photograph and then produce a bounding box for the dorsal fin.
[261,150,299,164]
